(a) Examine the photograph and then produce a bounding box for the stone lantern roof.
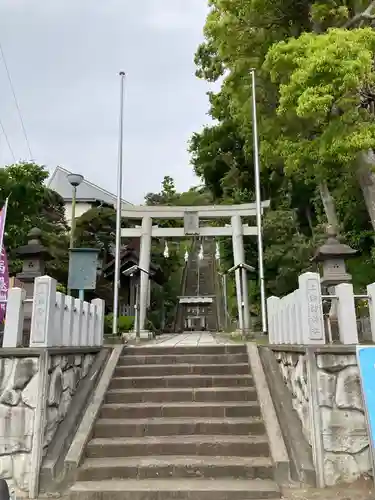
[15,228,53,298]
[15,227,52,259]
[312,225,357,262]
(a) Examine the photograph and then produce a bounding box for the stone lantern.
[15,227,52,299]
[313,225,357,293]
[313,226,357,342]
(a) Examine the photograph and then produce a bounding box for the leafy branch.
[344,0,375,28]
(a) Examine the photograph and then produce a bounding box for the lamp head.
[67,173,84,187]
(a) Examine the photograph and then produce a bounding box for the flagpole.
[112,71,126,335]
[0,197,9,254]
[250,69,267,334]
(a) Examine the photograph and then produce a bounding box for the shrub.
[104,314,135,335]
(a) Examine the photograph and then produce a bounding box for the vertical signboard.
[0,248,9,323]
[356,345,375,481]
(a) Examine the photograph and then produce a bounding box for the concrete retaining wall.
[271,346,372,486]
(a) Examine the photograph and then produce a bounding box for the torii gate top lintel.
[120,200,270,220]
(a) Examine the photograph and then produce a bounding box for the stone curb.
[64,345,124,478]
[39,349,110,492]
[246,343,290,485]
[259,346,316,486]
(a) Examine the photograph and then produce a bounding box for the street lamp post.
[67,173,84,296]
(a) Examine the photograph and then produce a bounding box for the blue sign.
[68,248,100,291]
[356,346,375,475]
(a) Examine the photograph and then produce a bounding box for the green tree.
[75,207,116,257]
[0,162,69,281]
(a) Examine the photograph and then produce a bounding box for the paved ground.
[281,477,373,499]
[148,332,225,346]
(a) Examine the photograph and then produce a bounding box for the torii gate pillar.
[231,215,250,332]
[138,216,152,333]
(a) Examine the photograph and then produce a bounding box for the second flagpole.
[112,71,126,335]
[250,68,267,334]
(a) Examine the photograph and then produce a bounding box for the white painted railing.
[267,271,375,345]
[2,275,105,348]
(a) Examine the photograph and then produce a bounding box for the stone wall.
[274,351,311,444]
[317,353,371,485]
[0,356,39,493]
[0,351,96,496]
[274,349,372,486]
[44,353,95,453]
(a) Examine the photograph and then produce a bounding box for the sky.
[0,1,213,203]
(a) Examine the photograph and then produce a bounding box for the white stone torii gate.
[120,201,270,333]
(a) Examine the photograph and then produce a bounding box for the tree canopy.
[189,0,375,308]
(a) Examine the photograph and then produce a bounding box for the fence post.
[281,296,289,343]
[91,298,105,346]
[289,291,298,344]
[62,295,74,346]
[54,292,65,347]
[295,289,304,344]
[279,297,285,344]
[335,283,358,344]
[3,287,26,347]
[285,292,294,344]
[298,272,325,344]
[80,302,89,346]
[267,296,279,344]
[88,303,96,346]
[72,298,83,346]
[367,282,375,342]
[30,276,57,347]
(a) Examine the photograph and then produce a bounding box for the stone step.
[105,387,258,404]
[123,345,246,356]
[118,353,248,365]
[114,363,249,377]
[86,435,270,458]
[69,478,280,500]
[109,374,254,390]
[100,401,261,419]
[93,417,265,438]
[78,455,274,481]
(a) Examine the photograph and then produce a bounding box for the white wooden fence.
[2,275,105,348]
[267,271,375,345]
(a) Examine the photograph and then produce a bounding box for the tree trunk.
[305,205,314,234]
[318,181,340,234]
[357,150,375,232]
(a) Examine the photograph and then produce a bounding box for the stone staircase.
[178,238,220,331]
[69,344,281,500]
